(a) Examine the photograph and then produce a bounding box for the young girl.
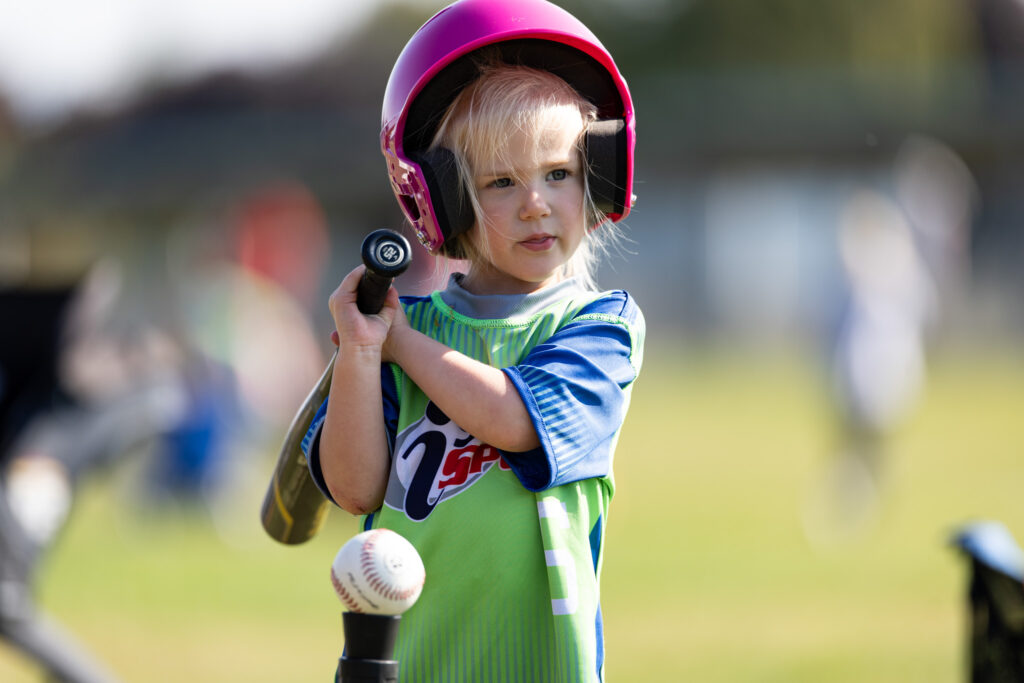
[306,1,643,680]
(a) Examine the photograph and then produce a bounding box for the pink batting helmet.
[381,0,636,255]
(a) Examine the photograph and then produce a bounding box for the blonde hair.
[430,60,619,291]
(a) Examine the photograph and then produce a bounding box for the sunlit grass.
[601,345,1024,682]
[2,344,1022,682]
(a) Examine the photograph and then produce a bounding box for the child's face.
[465,112,586,295]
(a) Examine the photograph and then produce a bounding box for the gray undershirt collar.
[439,273,585,320]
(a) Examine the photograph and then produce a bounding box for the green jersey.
[309,276,644,682]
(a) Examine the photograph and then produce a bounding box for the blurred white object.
[4,455,72,546]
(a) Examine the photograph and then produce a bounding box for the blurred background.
[1,0,1022,681]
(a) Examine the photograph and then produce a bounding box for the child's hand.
[381,298,411,364]
[328,265,400,354]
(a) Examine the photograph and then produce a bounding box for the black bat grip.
[356,229,412,314]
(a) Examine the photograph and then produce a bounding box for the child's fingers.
[328,265,367,315]
[382,283,401,312]
[328,264,400,351]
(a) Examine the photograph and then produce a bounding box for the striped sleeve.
[500,291,644,491]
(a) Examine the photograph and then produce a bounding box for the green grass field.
[2,344,1023,682]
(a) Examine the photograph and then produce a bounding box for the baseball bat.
[260,229,413,545]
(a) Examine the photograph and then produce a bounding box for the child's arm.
[319,266,398,515]
[383,321,542,454]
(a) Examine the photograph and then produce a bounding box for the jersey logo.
[383,401,510,521]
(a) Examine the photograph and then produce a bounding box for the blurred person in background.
[156,182,330,536]
[804,136,975,545]
[1,177,334,678]
[1,232,186,682]
[166,182,329,430]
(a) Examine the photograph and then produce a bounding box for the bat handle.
[260,229,413,545]
[324,227,412,442]
[356,229,412,314]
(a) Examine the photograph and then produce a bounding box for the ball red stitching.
[357,530,424,605]
[331,569,363,613]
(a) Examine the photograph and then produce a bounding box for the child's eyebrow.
[473,170,516,188]
[477,156,576,178]
[476,167,512,178]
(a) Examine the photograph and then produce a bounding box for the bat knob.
[357,230,413,315]
[362,229,412,279]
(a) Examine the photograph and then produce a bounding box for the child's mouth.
[520,235,555,251]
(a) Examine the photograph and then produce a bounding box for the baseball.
[330,529,425,615]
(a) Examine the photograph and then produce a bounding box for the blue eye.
[492,177,513,188]
[548,169,568,181]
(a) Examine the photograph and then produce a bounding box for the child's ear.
[584,119,629,217]
[412,147,476,249]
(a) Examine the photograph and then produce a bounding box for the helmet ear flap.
[584,118,629,217]
[412,147,476,249]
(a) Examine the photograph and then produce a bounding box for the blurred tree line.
[572,0,976,69]
[560,0,1016,161]
[0,0,1020,295]
[3,0,1017,201]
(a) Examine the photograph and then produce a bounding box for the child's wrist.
[382,324,414,365]
[341,343,384,366]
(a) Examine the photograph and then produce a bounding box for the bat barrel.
[259,350,336,544]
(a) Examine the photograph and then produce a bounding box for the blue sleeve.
[305,363,401,505]
[500,291,645,491]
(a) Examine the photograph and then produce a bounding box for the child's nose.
[519,187,551,220]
